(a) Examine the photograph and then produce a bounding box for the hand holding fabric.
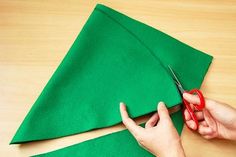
[120,102,185,157]
[183,93,236,140]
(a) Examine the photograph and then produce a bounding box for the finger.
[184,109,204,121]
[199,121,208,127]
[195,111,204,121]
[119,102,143,137]
[202,134,214,139]
[183,93,200,105]
[145,113,159,128]
[185,119,197,130]
[203,109,216,128]
[198,125,213,135]
[158,102,171,121]
[184,109,191,121]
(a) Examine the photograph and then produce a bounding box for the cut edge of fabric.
[32,108,184,157]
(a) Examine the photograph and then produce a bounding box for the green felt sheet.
[34,110,184,157]
[11,4,213,144]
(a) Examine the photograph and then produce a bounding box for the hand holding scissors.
[168,66,205,129]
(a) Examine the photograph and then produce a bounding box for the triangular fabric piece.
[11,4,213,144]
[34,110,184,157]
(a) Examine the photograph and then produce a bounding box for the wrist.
[168,144,185,157]
[155,141,185,157]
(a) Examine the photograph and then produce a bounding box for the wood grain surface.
[0,0,236,156]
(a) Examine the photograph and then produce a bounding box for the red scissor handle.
[183,89,205,129]
[188,89,205,110]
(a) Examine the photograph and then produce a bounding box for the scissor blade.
[168,65,181,85]
[168,65,185,94]
[175,82,185,94]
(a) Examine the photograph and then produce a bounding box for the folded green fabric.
[34,110,184,157]
[11,4,213,144]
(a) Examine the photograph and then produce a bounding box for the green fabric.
[34,110,184,157]
[11,4,213,144]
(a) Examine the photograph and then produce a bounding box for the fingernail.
[184,92,192,96]
[190,123,196,130]
[183,93,190,98]
[158,101,165,108]
[120,102,124,106]
[183,93,187,97]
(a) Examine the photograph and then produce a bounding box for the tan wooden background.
[0,0,236,156]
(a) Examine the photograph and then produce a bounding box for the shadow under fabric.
[11,4,213,156]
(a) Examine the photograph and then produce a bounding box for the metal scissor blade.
[168,65,185,94]
[175,83,185,94]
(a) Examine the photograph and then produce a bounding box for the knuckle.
[122,119,128,125]
[137,136,147,146]
[206,99,216,107]
[136,132,146,142]
[136,134,143,141]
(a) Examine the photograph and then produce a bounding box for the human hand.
[120,102,185,157]
[183,93,236,140]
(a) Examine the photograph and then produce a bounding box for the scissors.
[168,65,205,129]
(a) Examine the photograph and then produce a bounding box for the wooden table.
[1,0,236,156]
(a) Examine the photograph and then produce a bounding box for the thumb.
[158,102,171,121]
[183,92,200,105]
